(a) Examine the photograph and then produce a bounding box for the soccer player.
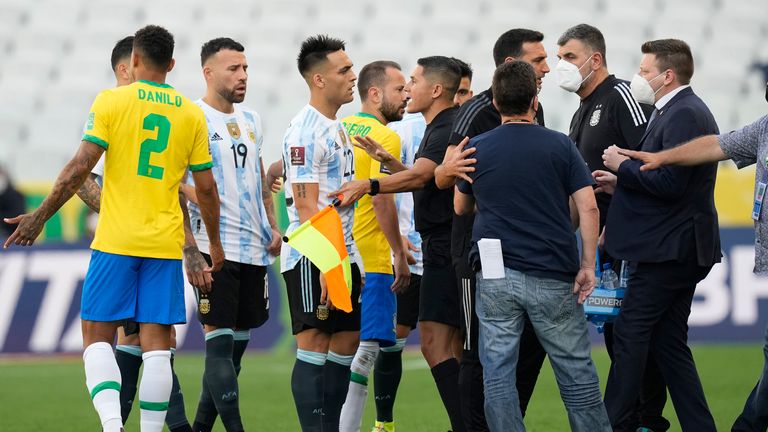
[280,35,361,432]
[452,58,474,107]
[337,61,410,432]
[75,35,198,432]
[332,56,466,432]
[182,37,281,432]
[4,25,224,432]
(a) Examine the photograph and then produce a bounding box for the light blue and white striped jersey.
[389,113,426,275]
[280,104,357,273]
[188,100,274,266]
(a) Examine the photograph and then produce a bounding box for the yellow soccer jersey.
[344,112,402,274]
[83,80,212,259]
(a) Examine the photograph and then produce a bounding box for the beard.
[222,87,245,104]
[381,99,404,123]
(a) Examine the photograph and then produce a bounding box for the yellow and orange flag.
[283,199,353,312]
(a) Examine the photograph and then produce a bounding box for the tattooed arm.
[179,187,214,292]
[261,159,282,256]
[76,174,102,213]
[4,140,104,248]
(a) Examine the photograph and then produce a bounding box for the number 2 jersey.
[280,104,357,273]
[187,100,275,266]
[83,80,212,259]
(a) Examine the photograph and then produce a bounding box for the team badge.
[226,122,241,139]
[247,127,256,143]
[589,109,601,126]
[199,296,210,314]
[338,126,349,147]
[316,304,329,320]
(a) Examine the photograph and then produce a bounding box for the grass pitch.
[0,344,763,431]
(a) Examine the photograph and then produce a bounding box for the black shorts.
[419,234,461,328]
[194,253,269,329]
[122,320,140,337]
[454,256,479,354]
[283,257,361,335]
[397,274,421,329]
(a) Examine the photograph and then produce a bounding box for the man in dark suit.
[599,39,721,432]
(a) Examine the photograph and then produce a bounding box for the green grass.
[0,344,763,431]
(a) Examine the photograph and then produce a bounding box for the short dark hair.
[451,57,473,81]
[493,29,544,67]
[557,24,608,66]
[110,36,134,72]
[357,60,401,101]
[641,39,694,84]
[133,25,174,70]
[492,61,537,116]
[200,37,245,66]
[417,56,462,99]
[297,34,346,78]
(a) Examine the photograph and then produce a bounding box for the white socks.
[340,341,380,432]
[83,342,123,432]
[139,350,172,432]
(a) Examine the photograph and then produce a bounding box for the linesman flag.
[282,197,353,312]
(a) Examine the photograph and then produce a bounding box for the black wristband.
[368,178,380,196]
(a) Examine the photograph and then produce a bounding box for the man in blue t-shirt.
[454,61,610,432]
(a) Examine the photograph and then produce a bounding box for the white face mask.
[629,72,666,105]
[556,58,593,93]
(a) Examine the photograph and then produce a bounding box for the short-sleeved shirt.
[187,100,274,266]
[568,75,653,227]
[280,104,357,272]
[343,112,402,274]
[389,112,427,275]
[414,106,459,236]
[448,88,545,263]
[457,124,595,282]
[83,80,212,259]
[719,115,768,273]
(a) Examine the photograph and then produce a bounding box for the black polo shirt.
[568,75,653,227]
[414,106,459,236]
[448,88,545,264]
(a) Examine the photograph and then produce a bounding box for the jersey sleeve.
[370,132,401,178]
[613,90,651,150]
[719,115,767,168]
[82,90,113,150]
[189,109,213,171]
[567,138,596,194]
[287,127,324,183]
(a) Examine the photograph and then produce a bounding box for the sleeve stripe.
[189,161,213,171]
[453,94,491,137]
[615,83,647,126]
[83,134,109,149]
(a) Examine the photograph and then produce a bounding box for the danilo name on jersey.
[137,88,182,107]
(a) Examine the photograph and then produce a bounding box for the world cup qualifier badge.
[589,108,601,126]
[199,295,211,314]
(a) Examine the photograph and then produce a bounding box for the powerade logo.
[586,296,623,308]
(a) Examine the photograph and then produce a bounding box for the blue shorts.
[360,272,397,345]
[81,250,186,325]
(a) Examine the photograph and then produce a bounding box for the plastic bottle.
[619,260,629,288]
[601,263,619,290]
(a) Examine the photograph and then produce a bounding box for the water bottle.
[601,263,618,290]
[619,260,629,288]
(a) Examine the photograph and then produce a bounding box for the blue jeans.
[732,325,768,431]
[476,268,611,432]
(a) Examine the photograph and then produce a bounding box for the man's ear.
[312,73,325,89]
[431,83,443,100]
[531,95,539,113]
[167,58,175,73]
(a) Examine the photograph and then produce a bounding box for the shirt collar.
[655,85,690,110]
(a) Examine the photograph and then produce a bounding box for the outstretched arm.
[618,135,726,171]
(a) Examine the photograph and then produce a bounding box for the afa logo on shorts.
[199,297,211,314]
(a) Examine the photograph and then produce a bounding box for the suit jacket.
[605,87,722,266]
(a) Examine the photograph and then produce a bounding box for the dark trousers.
[732,324,768,431]
[456,259,546,431]
[604,259,715,432]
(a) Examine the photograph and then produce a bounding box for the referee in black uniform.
[555,24,669,432]
[435,28,550,431]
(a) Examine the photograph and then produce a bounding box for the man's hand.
[440,137,477,184]
[184,245,214,293]
[592,170,618,195]
[602,145,629,172]
[267,228,282,256]
[329,180,370,207]
[3,213,44,248]
[208,241,225,272]
[617,148,664,171]
[392,253,411,294]
[318,273,335,310]
[573,267,596,305]
[402,235,419,265]
[354,135,394,164]
[266,173,283,193]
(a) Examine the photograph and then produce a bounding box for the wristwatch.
[368,178,380,196]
